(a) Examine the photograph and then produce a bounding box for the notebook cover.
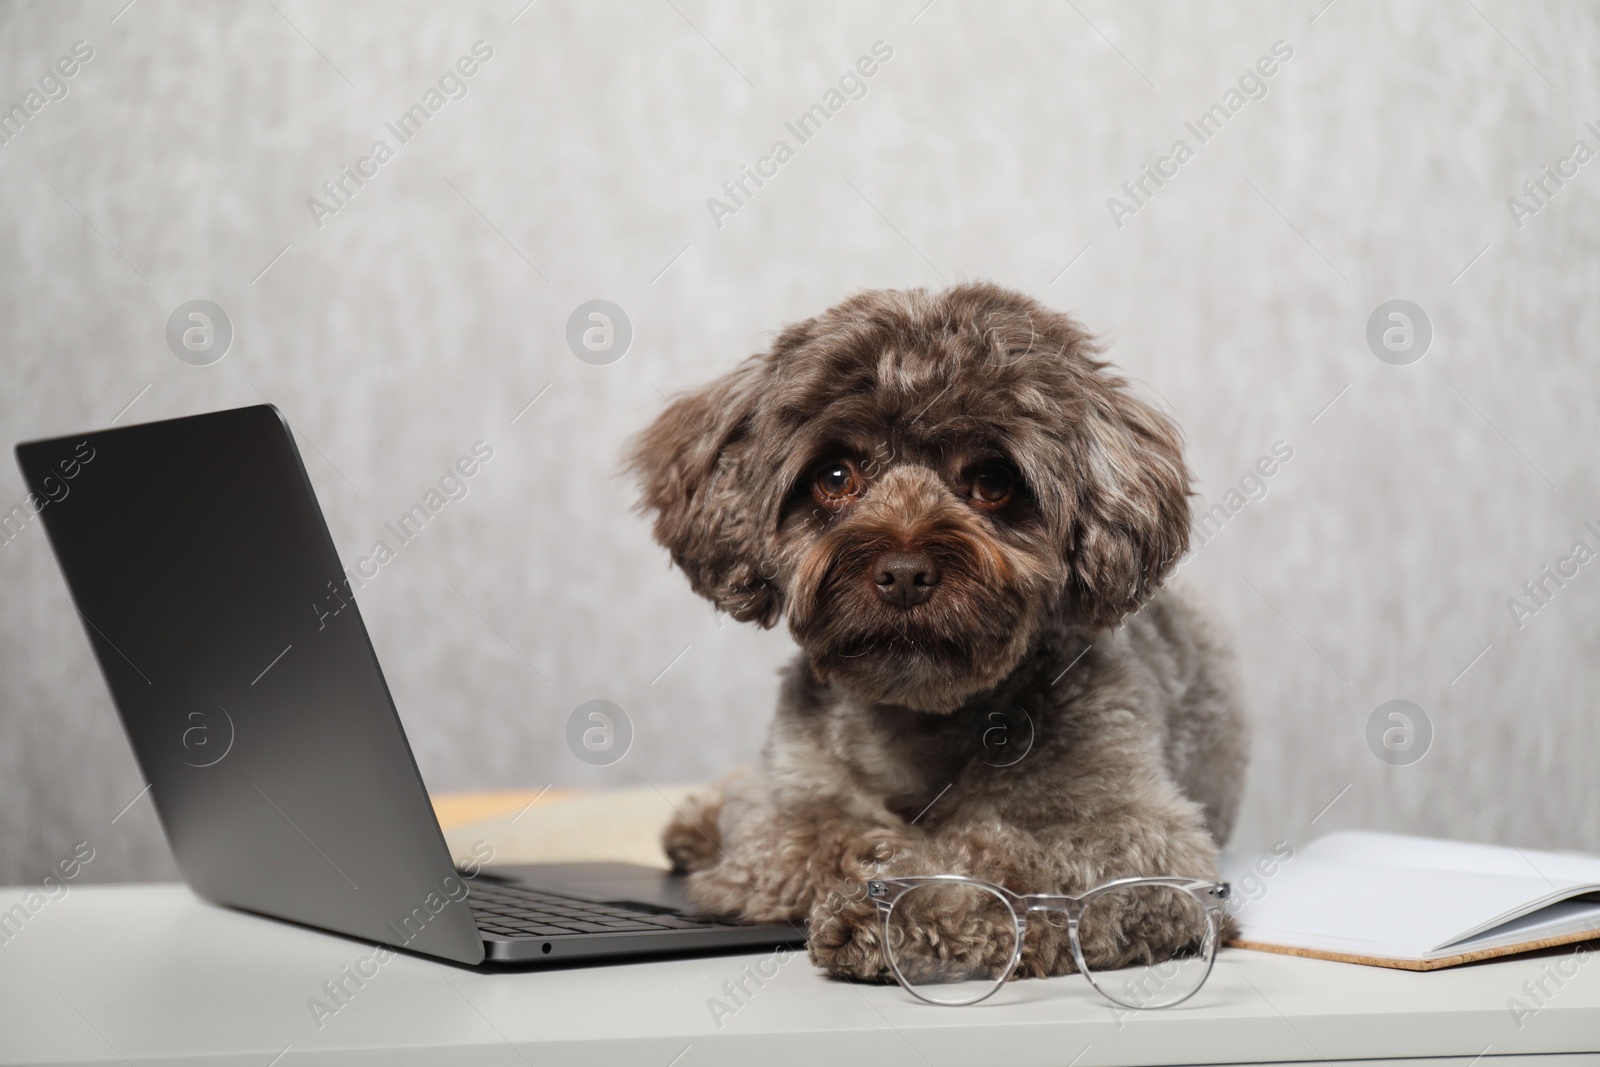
[1227,927,1600,971]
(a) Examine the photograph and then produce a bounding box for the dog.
[627,283,1248,981]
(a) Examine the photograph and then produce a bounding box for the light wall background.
[1,0,1597,886]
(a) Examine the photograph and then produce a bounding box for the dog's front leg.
[805,825,1044,982]
[682,796,911,924]
[808,787,1223,982]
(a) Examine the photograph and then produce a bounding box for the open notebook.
[1222,831,1600,970]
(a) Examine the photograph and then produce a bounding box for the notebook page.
[1446,896,1600,951]
[1304,831,1600,885]
[1222,855,1587,956]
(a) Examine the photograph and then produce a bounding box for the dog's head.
[628,283,1190,712]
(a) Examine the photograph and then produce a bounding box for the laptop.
[15,404,802,965]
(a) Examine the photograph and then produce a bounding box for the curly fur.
[630,283,1249,982]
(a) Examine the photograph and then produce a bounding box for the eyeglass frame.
[865,874,1232,1007]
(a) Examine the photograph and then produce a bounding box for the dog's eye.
[812,459,864,509]
[969,464,1015,509]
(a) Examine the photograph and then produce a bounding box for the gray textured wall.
[1,0,1596,886]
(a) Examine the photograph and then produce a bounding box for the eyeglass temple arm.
[1020,879,1230,904]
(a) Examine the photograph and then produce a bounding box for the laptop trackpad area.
[482,862,698,913]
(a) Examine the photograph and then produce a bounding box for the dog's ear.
[626,357,780,626]
[1065,381,1191,630]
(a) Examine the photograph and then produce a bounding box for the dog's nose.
[871,550,939,608]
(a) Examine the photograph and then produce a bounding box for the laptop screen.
[16,405,484,963]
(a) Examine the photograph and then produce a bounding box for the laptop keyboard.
[467,881,720,938]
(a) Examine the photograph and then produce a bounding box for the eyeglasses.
[866,875,1230,1008]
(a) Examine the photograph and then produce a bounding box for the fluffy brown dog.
[628,283,1247,981]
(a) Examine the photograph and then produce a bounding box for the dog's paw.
[661,792,724,873]
[1074,883,1218,973]
[662,815,720,873]
[806,892,893,981]
[808,883,1020,986]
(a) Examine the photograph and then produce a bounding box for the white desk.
[2,884,1598,1066]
